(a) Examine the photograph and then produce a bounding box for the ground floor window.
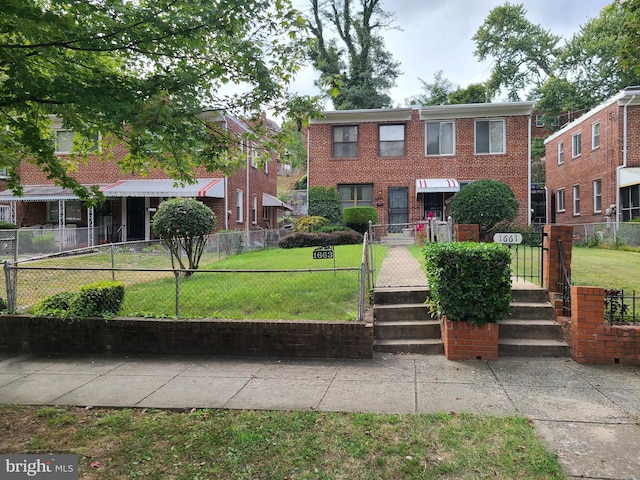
[621,184,640,221]
[337,184,373,211]
[47,200,82,223]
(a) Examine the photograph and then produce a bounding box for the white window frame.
[593,179,602,213]
[47,200,82,223]
[54,129,99,154]
[592,122,600,150]
[557,141,564,165]
[252,195,258,224]
[571,132,582,158]
[573,184,580,216]
[557,188,566,212]
[535,114,544,127]
[236,190,243,223]
[332,125,358,158]
[475,119,505,154]
[378,124,405,157]
[425,121,455,156]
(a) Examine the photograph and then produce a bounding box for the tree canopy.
[473,1,640,123]
[305,0,401,109]
[0,0,312,202]
[406,71,487,106]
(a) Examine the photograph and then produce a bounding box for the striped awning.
[415,178,460,193]
[100,178,224,198]
[0,185,94,202]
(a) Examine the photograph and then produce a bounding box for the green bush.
[308,186,341,224]
[31,233,56,252]
[0,222,16,229]
[294,215,330,232]
[32,281,125,319]
[451,180,519,237]
[279,230,363,248]
[487,220,541,246]
[343,207,377,234]
[423,242,512,325]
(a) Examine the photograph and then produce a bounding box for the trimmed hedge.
[31,281,125,319]
[343,207,377,234]
[279,230,363,248]
[423,242,511,325]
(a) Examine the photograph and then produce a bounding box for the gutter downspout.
[618,95,636,226]
[306,125,310,215]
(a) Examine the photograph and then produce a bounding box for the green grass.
[572,247,640,292]
[0,406,566,479]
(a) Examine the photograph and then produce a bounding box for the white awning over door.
[415,178,460,193]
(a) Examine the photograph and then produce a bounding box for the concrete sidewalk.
[1,352,639,479]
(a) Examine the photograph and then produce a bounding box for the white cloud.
[290,0,612,107]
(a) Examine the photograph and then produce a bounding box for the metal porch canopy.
[415,178,460,193]
[100,178,224,198]
[262,193,293,211]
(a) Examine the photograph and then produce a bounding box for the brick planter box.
[440,318,499,361]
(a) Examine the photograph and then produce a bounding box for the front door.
[388,187,408,231]
[127,197,146,241]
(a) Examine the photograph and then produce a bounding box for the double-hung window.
[379,124,405,157]
[426,121,454,156]
[337,184,373,211]
[252,195,258,224]
[54,130,99,154]
[236,190,243,222]
[557,189,566,212]
[332,126,358,158]
[557,141,564,165]
[573,185,580,215]
[572,132,582,158]
[593,179,602,213]
[47,200,82,223]
[475,119,505,154]
[592,122,600,150]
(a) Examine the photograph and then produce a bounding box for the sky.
[290,0,613,108]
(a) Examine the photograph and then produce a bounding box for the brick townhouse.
[545,86,640,225]
[0,112,289,247]
[307,102,535,227]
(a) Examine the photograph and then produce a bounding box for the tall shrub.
[308,186,342,224]
[152,198,216,275]
[450,180,519,238]
[343,207,377,234]
[423,242,512,325]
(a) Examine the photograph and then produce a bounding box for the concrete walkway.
[1,352,639,479]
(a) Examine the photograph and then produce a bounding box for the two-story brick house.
[0,112,289,247]
[308,102,535,227]
[545,86,640,225]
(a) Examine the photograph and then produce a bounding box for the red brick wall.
[566,286,640,365]
[453,224,479,242]
[440,318,499,361]
[545,101,640,225]
[0,316,374,359]
[308,108,531,225]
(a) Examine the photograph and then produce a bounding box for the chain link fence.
[2,230,368,321]
[571,222,640,248]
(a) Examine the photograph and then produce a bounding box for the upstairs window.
[332,126,358,158]
[378,124,405,157]
[572,132,582,158]
[558,141,564,165]
[426,121,454,156]
[54,130,99,154]
[535,114,544,127]
[557,188,566,212]
[592,122,600,150]
[475,119,505,154]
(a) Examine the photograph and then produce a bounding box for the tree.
[152,198,216,275]
[450,180,519,237]
[474,2,640,129]
[473,3,561,101]
[448,84,488,105]
[405,71,455,106]
[620,0,640,75]
[0,0,311,202]
[306,0,401,109]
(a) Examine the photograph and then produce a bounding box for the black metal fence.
[604,289,639,325]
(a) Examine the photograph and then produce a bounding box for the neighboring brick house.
[545,86,640,225]
[307,102,535,227]
[0,112,289,247]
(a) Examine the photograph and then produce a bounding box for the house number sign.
[493,233,523,245]
[313,245,334,259]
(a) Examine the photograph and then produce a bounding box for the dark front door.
[127,198,145,241]
[422,192,444,221]
[388,187,408,231]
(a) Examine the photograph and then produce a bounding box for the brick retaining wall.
[0,316,374,359]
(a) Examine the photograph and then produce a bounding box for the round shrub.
[343,207,377,234]
[294,215,330,233]
[450,180,519,237]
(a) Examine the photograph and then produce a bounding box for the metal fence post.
[4,261,16,312]
[175,271,180,318]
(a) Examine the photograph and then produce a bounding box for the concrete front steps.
[498,285,569,357]
[373,284,569,358]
